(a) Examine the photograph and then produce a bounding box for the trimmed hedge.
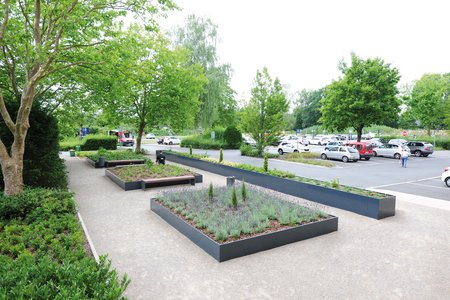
[223,126,242,148]
[0,188,129,298]
[60,135,117,151]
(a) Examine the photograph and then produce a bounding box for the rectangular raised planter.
[151,198,338,262]
[105,167,203,191]
[86,157,145,168]
[164,152,395,220]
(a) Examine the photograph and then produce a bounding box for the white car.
[277,142,309,155]
[145,133,156,139]
[163,136,180,145]
[442,166,450,187]
[281,135,309,146]
[388,139,407,145]
[373,144,410,159]
[242,134,257,147]
[309,136,329,145]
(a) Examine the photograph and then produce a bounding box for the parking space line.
[407,182,449,190]
[369,176,441,189]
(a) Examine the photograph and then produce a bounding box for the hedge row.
[180,136,234,150]
[60,135,117,151]
[0,188,129,298]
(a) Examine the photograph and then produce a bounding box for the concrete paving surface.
[66,156,450,300]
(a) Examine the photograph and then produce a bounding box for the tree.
[293,88,325,129]
[0,1,175,196]
[240,68,289,154]
[173,15,236,128]
[95,26,207,152]
[320,54,400,141]
[409,73,450,134]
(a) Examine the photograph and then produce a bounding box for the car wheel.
[321,153,327,160]
[423,154,429,157]
[278,149,283,155]
[365,157,370,161]
[373,151,378,157]
[342,156,349,163]
[414,150,422,157]
[293,150,299,153]
[446,177,450,188]
[394,153,401,159]
[169,142,173,145]
[318,142,322,145]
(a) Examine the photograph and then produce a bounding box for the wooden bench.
[141,175,196,190]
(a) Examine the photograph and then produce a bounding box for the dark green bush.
[223,126,242,148]
[181,135,229,149]
[0,102,68,190]
[0,188,129,298]
[240,144,278,158]
[81,135,117,151]
[87,149,147,162]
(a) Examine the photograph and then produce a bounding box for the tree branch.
[0,92,15,134]
[34,0,42,46]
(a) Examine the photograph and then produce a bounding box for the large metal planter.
[151,198,338,262]
[86,157,145,168]
[164,152,395,219]
[105,167,203,191]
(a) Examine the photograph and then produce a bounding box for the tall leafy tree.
[93,26,207,152]
[409,73,450,134]
[320,54,400,141]
[174,15,236,128]
[293,88,325,129]
[240,67,289,154]
[0,0,175,196]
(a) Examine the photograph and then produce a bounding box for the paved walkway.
[66,156,450,299]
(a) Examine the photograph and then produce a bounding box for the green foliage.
[219,148,224,163]
[240,67,289,154]
[231,187,238,209]
[281,152,336,167]
[293,88,325,129]
[146,159,154,168]
[60,137,83,151]
[80,135,117,151]
[189,145,193,155]
[87,149,147,162]
[240,144,278,158]
[208,183,214,201]
[409,73,450,131]
[321,54,401,141]
[241,179,247,201]
[112,164,194,182]
[0,188,129,298]
[180,135,231,149]
[0,103,68,190]
[264,155,269,172]
[223,126,242,148]
[330,178,340,189]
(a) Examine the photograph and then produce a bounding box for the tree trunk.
[1,157,24,196]
[135,121,146,153]
[356,127,363,142]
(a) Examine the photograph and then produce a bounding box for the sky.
[159,0,450,100]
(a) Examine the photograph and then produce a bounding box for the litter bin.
[226,176,235,187]
[69,150,75,157]
[75,145,81,152]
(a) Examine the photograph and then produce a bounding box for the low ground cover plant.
[280,152,336,167]
[60,134,117,151]
[111,164,194,182]
[157,185,329,242]
[166,151,388,199]
[0,188,129,298]
[86,148,147,162]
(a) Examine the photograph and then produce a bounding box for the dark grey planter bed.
[105,167,203,191]
[150,198,338,262]
[163,152,395,220]
[86,157,145,168]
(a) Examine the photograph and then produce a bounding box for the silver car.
[373,143,410,159]
[320,146,360,162]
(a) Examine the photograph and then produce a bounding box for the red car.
[345,141,373,160]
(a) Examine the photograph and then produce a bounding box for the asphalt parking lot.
[141,144,450,201]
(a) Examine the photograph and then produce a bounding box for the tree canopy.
[293,88,324,129]
[240,67,288,154]
[320,54,400,141]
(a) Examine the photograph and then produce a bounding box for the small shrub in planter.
[110,164,194,182]
[87,149,147,162]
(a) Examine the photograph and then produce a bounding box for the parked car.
[324,141,344,150]
[406,141,434,157]
[309,136,329,145]
[277,142,309,155]
[280,135,309,146]
[320,146,360,162]
[388,139,408,145]
[373,144,410,159]
[145,133,156,139]
[442,166,450,187]
[345,141,374,160]
[242,135,257,147]
[163,136,180,145]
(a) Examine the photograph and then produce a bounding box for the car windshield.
[348,147,358,153]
